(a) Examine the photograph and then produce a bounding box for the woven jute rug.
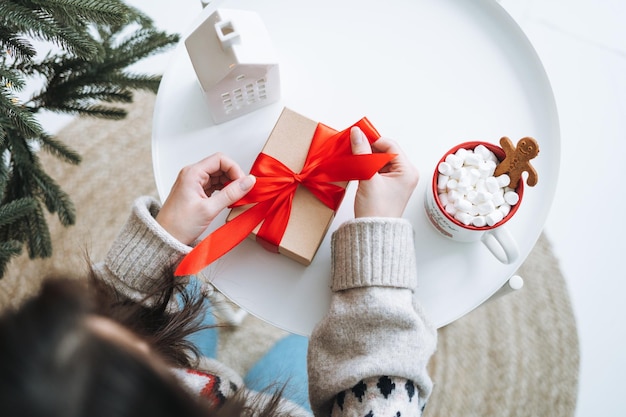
[0,92,579,417]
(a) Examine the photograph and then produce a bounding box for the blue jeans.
[185,278,311,412]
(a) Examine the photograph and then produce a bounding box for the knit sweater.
[93,196,437,417]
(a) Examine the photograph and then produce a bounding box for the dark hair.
[0,273,285,417]
[0,276,216,417]
[86,267,211,369]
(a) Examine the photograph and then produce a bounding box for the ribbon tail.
[257,188,295,251]
[174,200,273,276]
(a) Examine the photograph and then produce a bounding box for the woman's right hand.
[156,153,256,245]
[349,127,419,218]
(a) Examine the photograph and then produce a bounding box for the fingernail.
[239,175,256,191]
[351,127,363,145]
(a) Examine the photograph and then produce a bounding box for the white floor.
[39,0,626,416]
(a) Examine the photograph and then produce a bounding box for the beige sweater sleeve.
[307,218,437,417]
[92,196,192,305]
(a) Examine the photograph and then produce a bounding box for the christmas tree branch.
[35,133,81,165]
[0,0,180,276]
[0,1,100,60]
[0,27,36,62]
[0,91,44,138]
[0,197,38,229]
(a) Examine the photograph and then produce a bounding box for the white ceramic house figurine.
[185,8,281,124]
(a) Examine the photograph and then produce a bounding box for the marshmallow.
[477,200,496,216]
[437,174,449,190]
[471,216,487,227]
[485,176,500,193]
[449,166,465,180]
[436,144,520,228]
[504,190,520,205]
[438,193,449,207]
[445,153,463,169]
[473,144,491,160]
[486,210,504,226]
[499,203,511,217]
[468,168,481,185]
[475,178,487,193]
[478,160,497,178]
[492,189,505,207]
[454,198,473,213]
[454,147,470,160]
[496,174,511,187]
[464,153,481,167]
[445,203,457,216]
[438,162,453,176]
[454,211,473,226]
[456,179,472,194]
[447,189,461,203]
[475,190,492,204]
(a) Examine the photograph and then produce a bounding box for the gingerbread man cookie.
[493,136,539,189]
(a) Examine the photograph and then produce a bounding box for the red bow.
[175,117,395,276]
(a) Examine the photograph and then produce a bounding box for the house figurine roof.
[185,8,281,124]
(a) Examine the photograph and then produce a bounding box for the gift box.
[227,107,347,265]
[174,108,395,276]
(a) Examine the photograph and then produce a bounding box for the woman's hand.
[156,153,256,245]
[350,127,419,218]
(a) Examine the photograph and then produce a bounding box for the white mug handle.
[481,227,519,264]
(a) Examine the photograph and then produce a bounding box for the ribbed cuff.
[104,196,191,294]
[330,218,417,292]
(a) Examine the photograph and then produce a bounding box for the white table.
[152,0,560,335]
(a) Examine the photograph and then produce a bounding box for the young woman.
[0,127,436,417]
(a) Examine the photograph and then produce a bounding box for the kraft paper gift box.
[227,107,347,265]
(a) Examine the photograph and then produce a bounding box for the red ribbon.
[174,117,395,276]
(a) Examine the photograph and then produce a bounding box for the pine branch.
[0,188,48,262]
[122,4,154,28]
[0,144,9,201]
[106,72,162,93]
[26,55,91,92]
[51,76,160,105]
[0,1,101,60]
[0,27,36,62]
[0,93,44,139]
[34,133,81,165]
[23,203,53,259]
[29,163,76,227]
[0,67,26,90]
[6,130,76,225]
[32,77,135,112]
[0,131,69,260]
[0,240,22,255]
[0,240,25,277]
[31,0,131,26]
[0,197,38,228]
[50,104,127,119]
[106,28,180,68]
[57,84,134,103]
[26,23,178,116]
